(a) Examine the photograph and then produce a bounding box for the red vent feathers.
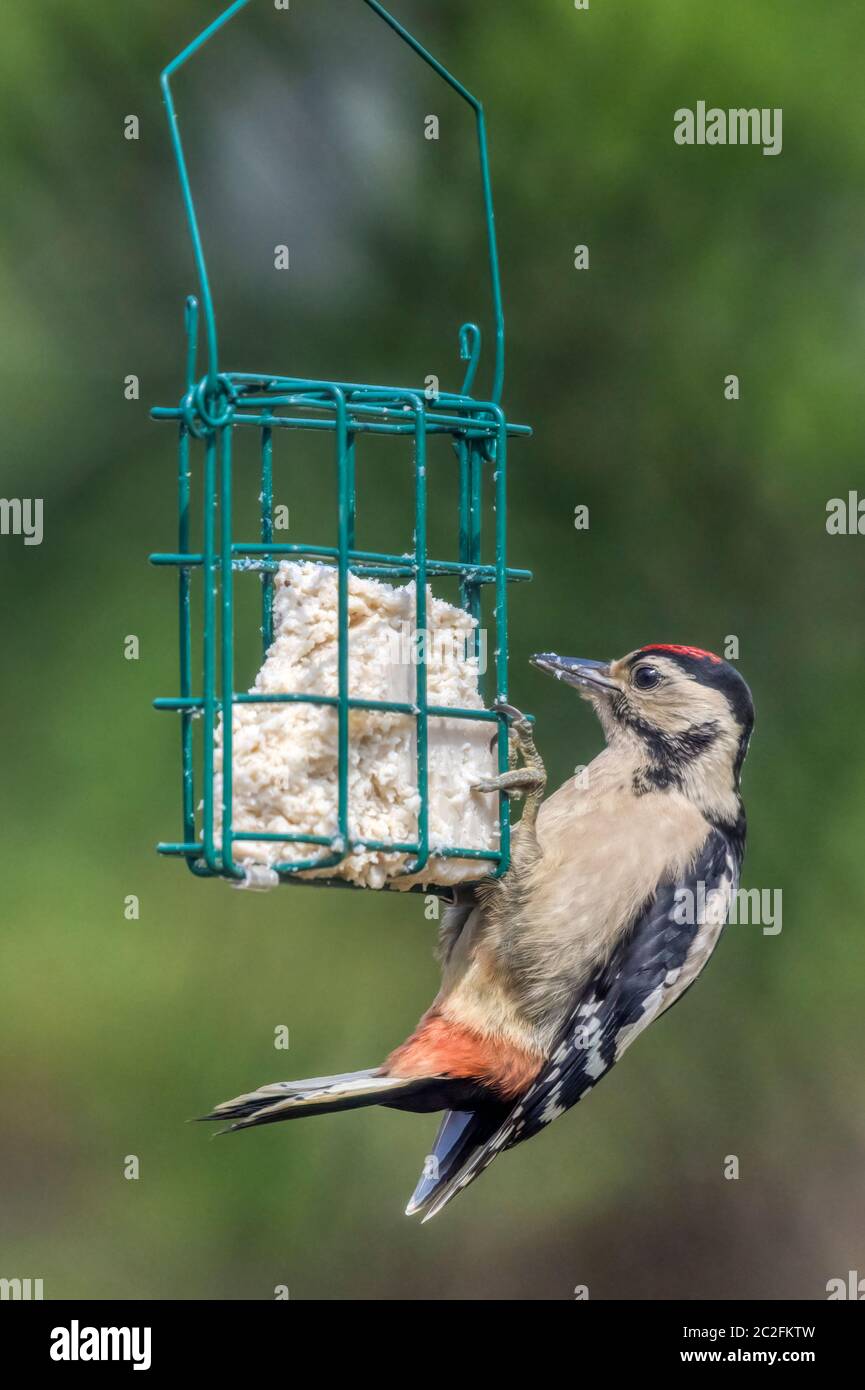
[384,1011,543,1099]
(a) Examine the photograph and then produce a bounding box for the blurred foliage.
[1,0,864,1299]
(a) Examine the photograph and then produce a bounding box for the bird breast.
[440,751,712,1053]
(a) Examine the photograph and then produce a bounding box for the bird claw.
[492,699,527,723]
[489,699,534,753]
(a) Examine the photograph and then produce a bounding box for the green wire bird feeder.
[151,0,532,891]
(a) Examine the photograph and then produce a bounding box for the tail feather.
[405,1105,510,1220]
[200,1069,431,1133]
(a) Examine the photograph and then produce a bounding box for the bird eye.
[633,664,662,690]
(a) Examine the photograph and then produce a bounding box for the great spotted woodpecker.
[202,645,754,1221]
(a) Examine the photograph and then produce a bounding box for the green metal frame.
[150,0,532,891]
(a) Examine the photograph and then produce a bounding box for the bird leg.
[473,702,547,838]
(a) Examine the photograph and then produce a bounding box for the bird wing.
[412,826,741,1221]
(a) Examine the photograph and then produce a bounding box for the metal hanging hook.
[459,323,482,397]
[159,0,506,402]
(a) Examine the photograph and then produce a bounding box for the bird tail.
[200,1068,434,1133]
[404,1105,511,1221]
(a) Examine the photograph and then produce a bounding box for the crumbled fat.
[213,560,499,889]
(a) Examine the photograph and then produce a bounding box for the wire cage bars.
[150,0,532,891]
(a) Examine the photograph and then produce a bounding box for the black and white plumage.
[203,644,754,1222]
[410,826,740,1219]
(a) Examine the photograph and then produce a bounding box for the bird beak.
[530,653,620,694]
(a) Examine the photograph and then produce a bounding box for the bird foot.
[488,699,535,756]
[488,699,545,772]
[472,767,545,799]
[477,701,546,802]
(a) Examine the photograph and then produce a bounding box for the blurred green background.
[2,0,864,1300]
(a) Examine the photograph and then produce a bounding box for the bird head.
[531,644,754,819]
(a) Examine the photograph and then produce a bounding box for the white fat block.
[213,561,499,888]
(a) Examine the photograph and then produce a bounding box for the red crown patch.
[642,644,722,664]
